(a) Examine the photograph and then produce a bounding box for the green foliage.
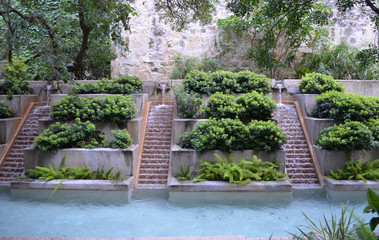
[107,129,132,149]
[170,55,201,79]
[236,91,277,122]
[174,164,194,181]
[364,188,379,231]
[291,206,374,240]
[34,119,105,152]
[295,42,379,80]
[1,57,30,81]
[183,70,272,95]
[201,92,240,119]
[193,154,288,184]
[318,121,376,153]
[69,76,143,94]
[298,72,345,94]
[50,95,137,122]
[180,118,286,153]
[0,101,13,118]
[365,118,379,141]
[313,91,379,122]
[173,86,203,119]
[329,159,379,183]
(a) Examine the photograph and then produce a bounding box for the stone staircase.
[275,104,319,184]
[137,104,173,185]
[0,106,50,183]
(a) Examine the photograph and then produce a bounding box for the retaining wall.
[0,95,39,117]
[24,146,138,177]
[0,117,19,144]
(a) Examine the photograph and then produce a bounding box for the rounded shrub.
[317,121,376,153]
[50,95,137,122]
[299,72,344,94]
[183,70,213,95]
[247,120,287,152]
[208,70,238,94]
[236,91,277,122]
[235,71,272,94]
[0,79,33,100]
[365,118,379,142]
[173,86,203,119]
[201,92,240,119]
[0,101,13,118]
[107,129,133,149]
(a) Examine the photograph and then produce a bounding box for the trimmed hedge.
[50,95,137,122]
[0,101,13,118]
[69,76,143,95]
[180,118,287,153]
[201,92,276,122]
[183,70,272,95]
[366,118,379,142]
[0,79,33,100]
[299,72,344,94]
[312,91,379,122]
[317,121,376,153]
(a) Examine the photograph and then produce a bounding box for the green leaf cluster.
[193,154,289,184]
[174,164,193,181]
[364,188,379,231]
[365,118,379,141]
[313,91,379,122]
[329,159,379,183]
[201,91,277,122]
[0,101,13,118]
[318,121,376,153]
[50,95,137,122]
[173,86,203,119]
[34,119,133,152]
[183,70,272,95]
[170,55,224,79]
[69,76,143,94]
[299,72,345,94]
[180,118,287,153]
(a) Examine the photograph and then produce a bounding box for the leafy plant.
[50,95,137,122]
[69,76,143,94]
[364,188,379,231]
[329,159,379,183]
[0,101,13,118]
[247,120,288,152]
[173,86,203,119]
[201,92,241,119]
[170,55,224,79]
[234,71,272,94]
[236,91,277,122]
[107,129,133,149]
[174,164,194,181]
[365,118,379,142]
[298,72,345,94]
[193,154,288,184]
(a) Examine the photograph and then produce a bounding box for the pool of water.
[0,187,371,238]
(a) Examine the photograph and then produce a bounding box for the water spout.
[46,85,52,106]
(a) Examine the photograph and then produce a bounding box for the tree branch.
[364,0,379,15]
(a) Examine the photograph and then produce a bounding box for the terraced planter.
[0,117,19,144]
[0,95,39,117]
[24,146,138,177]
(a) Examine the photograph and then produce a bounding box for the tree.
[0,0,136,80]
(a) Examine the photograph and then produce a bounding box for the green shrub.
[235,71,272,94]
[313,91,379,122]
[299,72,344,94]
[34,120,106,152]
[201,92,240,119]
[247,120,287,152]
[317,121,376,153]
[0,79,33,100]
[69,76,143,94]
[107,129,133,149]
[170,55,224,79]
[183,70,272,95]
[193,154,288,184]
[365,118,379,142]
[236,91,277,121]
[50,95,137,122]
[0,101,13,118]
[180,118,286,153]
[329,159,379,182]
[173,86,203,118]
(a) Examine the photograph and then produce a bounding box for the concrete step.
[286,158,313,163]
[138,174,168,180]
[143,149,170,154]
[139,168,169,174]
[137,179,167,185]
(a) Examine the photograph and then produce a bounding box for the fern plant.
[174,164,194,181]
[329,159,379,183]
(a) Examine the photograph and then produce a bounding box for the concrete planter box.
[294,94,318,117]
[314,145,379,176]
[24,146,138,177]
[50,93,148,118]
[38,118,142,145]
[0,117,19,144]
[0,144,5,157]
[324,177,379,192]
[171,145,286,177]
[0,95,39,117]
[304,117,336,144]
[173,119,207,145]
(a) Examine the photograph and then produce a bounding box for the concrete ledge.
[24,146,139,177]
[314,145,379,175]
[169,177,292,192]
[171,145,286,177]
[0,95,39,117]
[0,117,20,144]
[173,119,207,145]
[304,117,336,144]
[324,177,379,192]
[11,178,133,191]
[0,143,6,157]
[294,94,318,117]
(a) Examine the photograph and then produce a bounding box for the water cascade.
[46,85,52,106]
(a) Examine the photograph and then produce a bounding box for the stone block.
[0,117,20,144]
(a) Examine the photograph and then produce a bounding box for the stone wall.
[111,0,377,81]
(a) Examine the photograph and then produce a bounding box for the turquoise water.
[0,188,371,238]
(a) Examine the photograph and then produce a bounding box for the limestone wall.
[112,0,377,80]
